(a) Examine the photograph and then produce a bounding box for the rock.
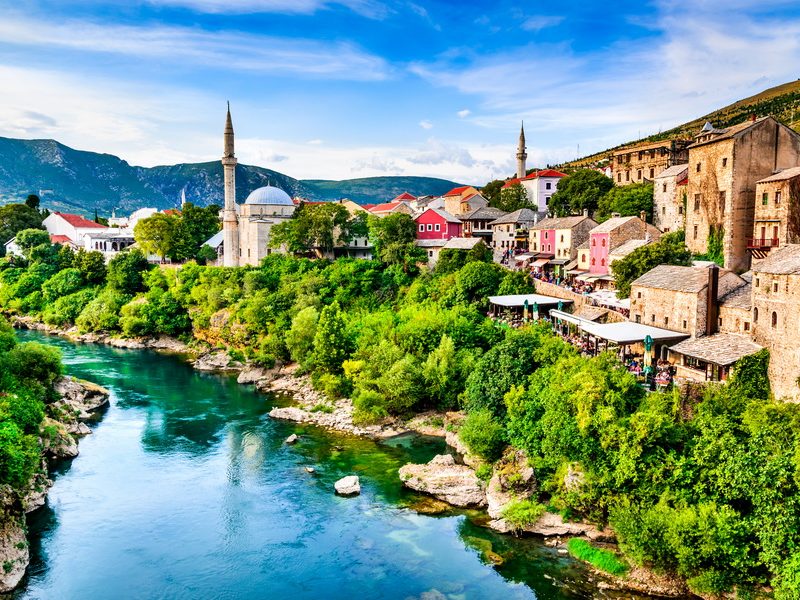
[41,418,79,459]
[487,511,615,542]
[305,466,316,474]
[54,376,110,415]
[22,474,52,513]
[285,434,299,445]
[0,515,29,593]
[193,351,241,372]
[237,366,276,385]
[486,448,537,519]
[444,430,481,468]
[334,475,360,495]
[398,454,486,508]
[402,496,452,515]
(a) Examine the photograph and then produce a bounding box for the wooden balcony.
[747,237,780,249]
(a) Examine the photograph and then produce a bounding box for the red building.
[415,208,462,240]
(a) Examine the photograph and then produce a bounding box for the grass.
[567,538,628,576]
[500,499,546,532]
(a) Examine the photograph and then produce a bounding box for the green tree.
[495,183,532,212]
[611,230,692,298]
[196,244,218,265]
[311,301,351,373]
[271,202,353,256]
[15,229,51,256]
[367,213,425,270]
[454,262,504,307]
[285,306,319,366]
[548,169,613,217]
[24,194,40,210]
[0,204,43,256]
[107,249,151,295]
[480,179,504,206]
[597,182,654,222]
[170,203,221,261]
[134,213,178,262]
[73,249,107,285]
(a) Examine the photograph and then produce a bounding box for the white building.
[43,212,108,245]
[502,169,567,213]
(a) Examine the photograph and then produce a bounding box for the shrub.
[42,288,96,327]
[501,499,546,532]
[76,289,130,332]
[352,389,388,425]
[567,538,628,576]
[459,409,505,461]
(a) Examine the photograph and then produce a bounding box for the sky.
[0,1,799,185]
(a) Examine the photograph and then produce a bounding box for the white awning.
[514,253,536,261]
[549,309,592,326]
[578,321,689,345]
[489,294,573,308]
[532,258,550,267]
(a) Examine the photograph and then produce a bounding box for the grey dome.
[244,186,293,206]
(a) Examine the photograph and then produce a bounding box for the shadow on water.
[11,330,652,600]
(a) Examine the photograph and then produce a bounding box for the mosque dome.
[244,185,293,206]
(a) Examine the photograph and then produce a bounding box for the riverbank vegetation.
[2,221,800,597]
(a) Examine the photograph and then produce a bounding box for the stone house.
[43,211,107,245]
[368,200,415,217]
[749,166,800,262]
[750,244,800,401]
[440,186,480,215]
[447,193,488,216]
[653,164,688,232]
[490,208,540,251]
[684,117,800,273]
[611,139,691,186]
[529,215,598,276]
[460,206,508,242]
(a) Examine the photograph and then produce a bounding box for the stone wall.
[630,287,702,334]
[654,177,686,233]
[533,280,627,323]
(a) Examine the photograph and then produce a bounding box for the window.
[544,231,548,239]
[601,238,606,247]
[693,225,698,239]
[637,292,642,299]
[419,224,424,232]
[776,191,782,204]
[592,239,596,246]
[651,314,655,323]
[722,157,728,167]
[683,320,687,329]
[772,312,778,328]
[755,277,760,287]
[773,281,778,292]
[649,168,655,178]
[694,194,701,211]
[617,173,622,182]
[626,171,630,182]
[426,224,433,231]
[696,162,701,172]
[753,307,759,323]
[718,317,722,327]
[591,257,596,265]
[560,234,564,242]
[663,183,667,193]
[664,316,669,326]
[744,321,750,331]
[678,205,683,215]
[638,151,644,160]
[635,315,641,323]
[601,258,606,266]
[662,206,666,214]
[637,169,643,180]
[545,182,552,190]
[434,223,440,232]
[762,193,769,206]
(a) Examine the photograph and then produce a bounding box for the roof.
[369,201,406,213]
[393,192,417,201]
[82,230,136,239]
[489,208,539,226]
[531,215,596,231]
[632,265,718,293]
[442,237,484,250]
[163,209,182,216]
[670,334,763,366]
[688,117,771,149]
[590,215,638,233]
[502,178,522,189]
[49,234,73,244]
[245,186,293,206]
[752,244,800,275]
[415,239,448,248]
[460,206,508,221]
[655,164,689,179]
[52,212,107,229]
[609,238,651,257]
[204,230,224,249]
[361,203,376,210]
[521,169,567,180]
[417,207,461,224]
[461,193,486,203]
[488,293,573,308]
[719,282,752,310]
[756,166,800,184]
[580,321,689,345]
[612,139,689,155]
[443,186,473,197]
[573,305,610,321]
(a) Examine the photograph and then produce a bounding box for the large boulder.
[399,454,486,507]
[486,448,537,519]
[489,511,615,542]
[334,476,361,495]
[193,351,241,372]
[54,376,109,416]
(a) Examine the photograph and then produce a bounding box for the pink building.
[415,208,463,240]
[534,228,556,255]
[587,215,662,275]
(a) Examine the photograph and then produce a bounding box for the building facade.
[587,215,660,275]
[415,208,463,240]
[653,164,688,233]
[490,208,540,251]
[611,139,691,186]
[749,166,800,261]
[529,215,598,262]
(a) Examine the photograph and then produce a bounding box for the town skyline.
[0,1,799,184]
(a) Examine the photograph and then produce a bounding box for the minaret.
[516,122,527,179]
[222,102,239,267]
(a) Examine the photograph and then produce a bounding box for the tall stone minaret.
[516,122,527,179]
[222,102,239,267]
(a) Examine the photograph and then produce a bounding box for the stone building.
[611,139,691,186]
[460,206,507,242]
[749,166,800,261]
[684,117,800,273]
[750,244,800,400]
[490,208,540,251]
[220,105,296,267]
[368,200,414,217]
[529,214,598,266]
[653,164,688,233]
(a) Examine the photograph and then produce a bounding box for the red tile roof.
[53,212,107,229]
[443,185,472,197]
[361,203,376,210]
[163,209,182,216]
[369,201,403,213]
[521,169,567,180]
[49,234,74,245]
[502,178,522,189]
[393,192,416,201]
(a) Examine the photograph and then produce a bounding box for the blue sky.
[0,0,799,184]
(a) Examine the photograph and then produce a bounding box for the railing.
[747,237,780,249]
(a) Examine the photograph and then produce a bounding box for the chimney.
[706,264,719,336]
[582,208,589,217]
[640,211,647,238]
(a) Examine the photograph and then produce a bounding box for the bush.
[352,389,388,425]
[501,499,546,532]
[567,538,628,576]
[76,289,130,332]
[41,268,84,302]
[459,409,505,461]
[42,288,96,327]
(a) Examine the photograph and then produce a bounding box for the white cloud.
[307,139,324,145]
[418,120,433,130]
[521,15,565,32]
[457,109,471,118]
[0,11,389,81]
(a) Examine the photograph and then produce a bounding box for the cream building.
[219,105,296,267]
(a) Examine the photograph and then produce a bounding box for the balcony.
[747,237,779,249]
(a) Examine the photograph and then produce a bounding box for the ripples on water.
[12,331,648,600]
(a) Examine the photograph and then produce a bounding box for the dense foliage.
[133,203,220,262]
[1,230,798,596]
[0,203,45,257]
[610,230,693,298]
[548,169,614,217]
[596,182,654,222]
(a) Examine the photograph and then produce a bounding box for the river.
[12,330,643,600]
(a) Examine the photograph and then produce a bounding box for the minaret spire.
[516,121,527,179]
[222,103,239,267]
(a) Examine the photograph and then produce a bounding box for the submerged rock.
[334,475,361,495]
[285,434,299,445]
[305,466,316,474]
[399,454,486,508]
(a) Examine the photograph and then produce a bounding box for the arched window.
[772,312,778,328]
[753,307,759,323]
[601,238,606,247]
[591,258,596,266]
[601,258,606,266]
[592,239,596,246]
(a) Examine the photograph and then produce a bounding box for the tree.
[107,249,151,295]
[196,244,218,265]
[611,230,692,298]
[15,229,51,256]
[171,203,221,261]
[311,301,351,373]
[24,195,40,210]
[0,204,44,256]
[270,203,353,256]
[597,182,654,222]
[367,213,424,270]
[134,213,178,262]
[73,249,107,285]
[480,179,504,205]
[495,183,533,212]
[548,169,613,217]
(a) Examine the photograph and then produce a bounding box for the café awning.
[489,294,572,308]
[532,258,550,267]
[514,253,536,262]
[578,322,689,345]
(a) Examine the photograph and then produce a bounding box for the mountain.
[0,137,462,214]
[565,79,800,168]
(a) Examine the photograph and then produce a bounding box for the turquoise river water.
[11,330,650,600]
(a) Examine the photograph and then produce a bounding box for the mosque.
[213,104,296,267]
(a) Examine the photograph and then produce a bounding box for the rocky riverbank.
[0,376,110,593]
